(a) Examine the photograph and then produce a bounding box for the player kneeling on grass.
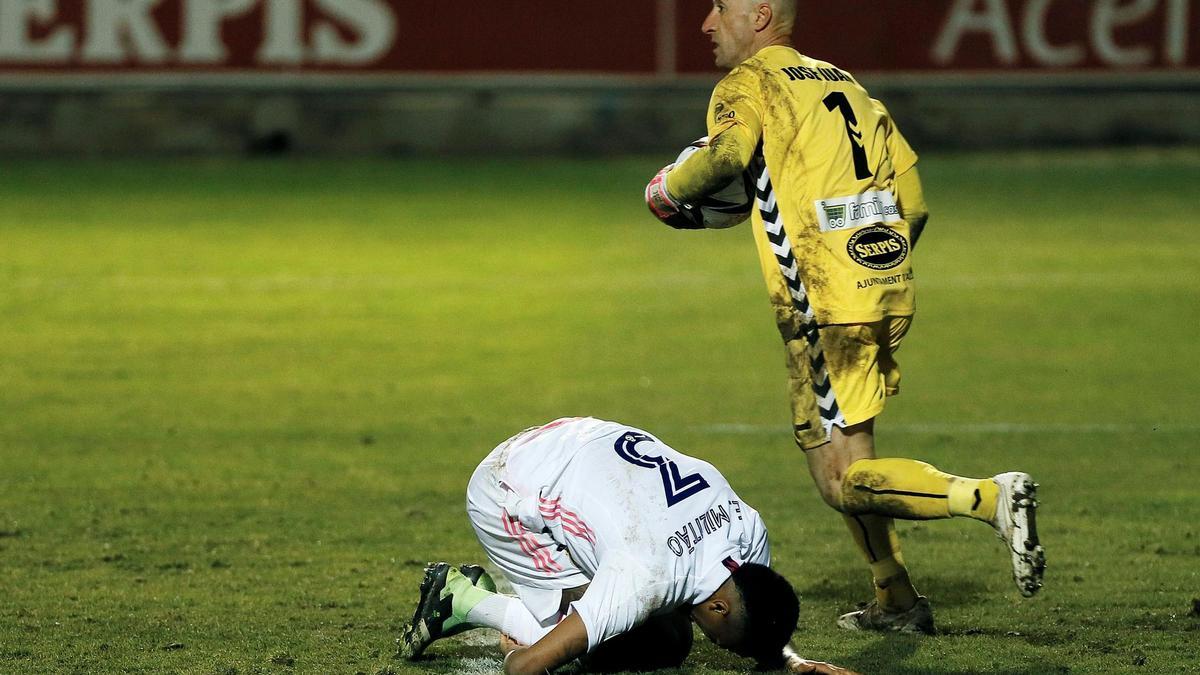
[398,417,857,674]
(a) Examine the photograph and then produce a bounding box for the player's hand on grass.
[781,646,862,675]
[645,165,703,230]
[785,660,860,675]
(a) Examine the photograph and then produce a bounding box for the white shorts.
[465,439,590,623]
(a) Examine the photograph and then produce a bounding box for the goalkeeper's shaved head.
[704,0,797,70]
[769,0,797,31]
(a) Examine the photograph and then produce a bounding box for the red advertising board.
[0,0,1195,76]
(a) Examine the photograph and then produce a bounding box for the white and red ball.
[673,136,755,229]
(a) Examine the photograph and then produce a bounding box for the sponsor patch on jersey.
[713,102,736,123]
[856,270,914,290]
[847,226,909,270]
[814,190,902,233]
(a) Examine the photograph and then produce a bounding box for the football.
[673,136,755,229]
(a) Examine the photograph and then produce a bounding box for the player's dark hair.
[730,562,800,666]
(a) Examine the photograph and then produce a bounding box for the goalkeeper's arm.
[646,67,762,227]
[894,165,929,249]
[664,126,757,204]
[645,129,757,230]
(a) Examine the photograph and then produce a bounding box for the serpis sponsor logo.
[847,226,909,270]
[0,0,396,67]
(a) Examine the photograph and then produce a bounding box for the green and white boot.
[397,562,496,659]
[459,563,496,593]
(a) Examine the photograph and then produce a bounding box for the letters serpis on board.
[0,0,396,66]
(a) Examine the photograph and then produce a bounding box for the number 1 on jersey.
[823,92,873,180]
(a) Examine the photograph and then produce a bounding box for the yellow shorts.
[785,316,912,450]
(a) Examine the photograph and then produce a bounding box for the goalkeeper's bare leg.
[806,418,1044,633]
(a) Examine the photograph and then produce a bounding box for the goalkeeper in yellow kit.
[645,0,1045,634]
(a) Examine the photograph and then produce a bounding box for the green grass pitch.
[2,150,1199,674]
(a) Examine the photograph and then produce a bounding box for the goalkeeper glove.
[645,165,703,230]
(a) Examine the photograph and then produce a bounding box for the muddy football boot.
[459,563,496,593]
[837,596,935,635]
[397,562,494,659]
[991,472,1046,597]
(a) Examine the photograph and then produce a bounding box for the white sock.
[465,594,510,630]
[465,594,556,646]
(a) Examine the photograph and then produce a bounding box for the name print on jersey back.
[780,65,854,83]
[666,501,744,557]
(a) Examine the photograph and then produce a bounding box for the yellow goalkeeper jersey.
[669,45,920,334]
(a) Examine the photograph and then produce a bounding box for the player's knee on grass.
[578,610,693,672]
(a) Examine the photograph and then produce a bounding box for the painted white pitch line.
[693,422,1200,434]
[446,656,503,675]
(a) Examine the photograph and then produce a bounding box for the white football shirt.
[492,417,770,650]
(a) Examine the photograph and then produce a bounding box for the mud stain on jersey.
[682,134,747,200]
[818,324,877,378]
[759,59,837,316]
